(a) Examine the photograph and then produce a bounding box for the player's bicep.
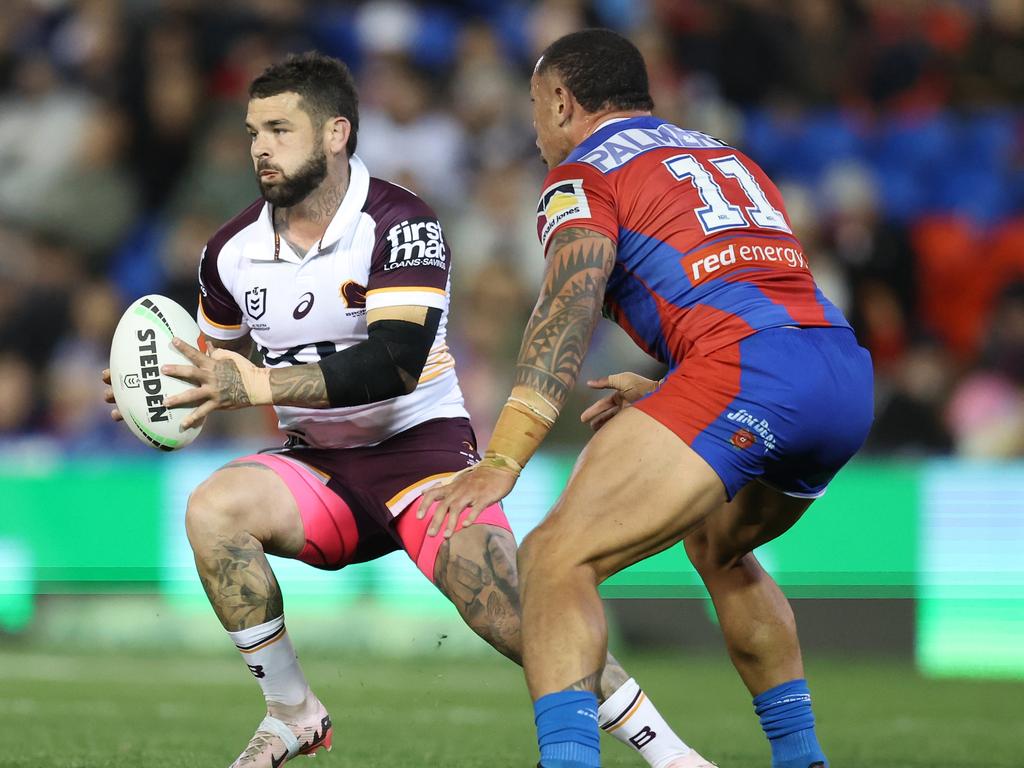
[540,227,617,286]
[514,227,616,405]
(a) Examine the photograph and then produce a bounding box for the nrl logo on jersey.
[245,286,270,329]
[384,217,447,271]
[537,179,591,248]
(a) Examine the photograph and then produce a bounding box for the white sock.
[599,677,693,768]
[228,615,310,706]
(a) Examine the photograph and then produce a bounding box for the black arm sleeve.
[316,307,442,407]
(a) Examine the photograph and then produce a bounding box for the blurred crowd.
[0,0,1022,457]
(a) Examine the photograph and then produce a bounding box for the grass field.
[1,647,1021,767]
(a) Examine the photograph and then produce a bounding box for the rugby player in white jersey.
[102,53,712,768]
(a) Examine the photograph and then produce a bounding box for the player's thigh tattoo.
[197,531,284,630]
[435,529,521,659]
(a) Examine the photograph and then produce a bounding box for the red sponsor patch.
[730,429,756,449]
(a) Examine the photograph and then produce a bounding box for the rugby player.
[103,52,711,768]
[422,29,874,768]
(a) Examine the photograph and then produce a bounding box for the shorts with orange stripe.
[234,417,511,581]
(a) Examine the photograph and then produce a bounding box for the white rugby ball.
[109,294,204,451]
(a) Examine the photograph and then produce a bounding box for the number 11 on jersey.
[663,153,792,236]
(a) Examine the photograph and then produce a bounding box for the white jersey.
[196,155,468,448]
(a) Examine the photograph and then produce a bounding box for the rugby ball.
[109,294,204,451]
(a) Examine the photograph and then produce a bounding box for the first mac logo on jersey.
[537,179,591,248]
[385,217,446,271]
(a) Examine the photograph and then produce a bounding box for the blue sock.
[534,691,601,768]
[753,678,828,768]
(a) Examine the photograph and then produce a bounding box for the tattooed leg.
[433,524,633,701]
[185,464,304,630]
[435,525,522,663]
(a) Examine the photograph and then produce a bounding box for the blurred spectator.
[448,160,546,290]
[169,110,258,224]
[0,53,95,228]
[125,14,203,213]
[450,258,533,445]
[945,282,1024,459]
[38,103,139,269]
[357,55,468,210]
[866,341,954,456]
[946,372,1024,458]
[0,353,38,436]
[42,279,127,450]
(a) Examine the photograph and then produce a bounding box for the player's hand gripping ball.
[106,295,205,451]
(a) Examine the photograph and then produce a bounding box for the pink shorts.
[231,418,511,582]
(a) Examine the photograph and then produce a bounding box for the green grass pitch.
[1,647,1021,767]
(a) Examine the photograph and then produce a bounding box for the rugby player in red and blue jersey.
[423,29,874,768]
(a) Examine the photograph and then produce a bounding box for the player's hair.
[537,29,654,114]
[249,51,359,155]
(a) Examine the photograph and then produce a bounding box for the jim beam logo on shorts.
[384,217,447,271]
[136,328,169,423]
[727,409,776,451]
[537,178,591,249]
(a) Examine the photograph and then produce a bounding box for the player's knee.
[684,530,745,573]
[518,523,583,585]
[516,527,551,584]
[185,471,261,545]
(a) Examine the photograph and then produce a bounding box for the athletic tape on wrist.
[480,452,524,476]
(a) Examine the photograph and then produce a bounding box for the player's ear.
[555,85,573,127]
[325,116,351,156]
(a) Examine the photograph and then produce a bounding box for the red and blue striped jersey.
[535,116,850,366]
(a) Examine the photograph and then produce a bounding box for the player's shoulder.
[363,177,438,226]
[205,197,265,263]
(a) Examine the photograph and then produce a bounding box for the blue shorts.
[634,327,874,500]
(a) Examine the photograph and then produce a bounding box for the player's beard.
[258,147,328,208]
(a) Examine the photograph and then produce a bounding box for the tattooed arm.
[419,227,616,538]
[513,227,616,411]
[162,304,438,426]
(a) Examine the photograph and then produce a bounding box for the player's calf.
[434,522,523,663]
[424,510,710,768]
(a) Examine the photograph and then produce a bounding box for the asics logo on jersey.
[384,217,446,271]
[293,292,315,319]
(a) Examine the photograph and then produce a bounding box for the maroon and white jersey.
[196,155,467,448]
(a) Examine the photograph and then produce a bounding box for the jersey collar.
[244,154,371,262]
[564,115,668,166]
